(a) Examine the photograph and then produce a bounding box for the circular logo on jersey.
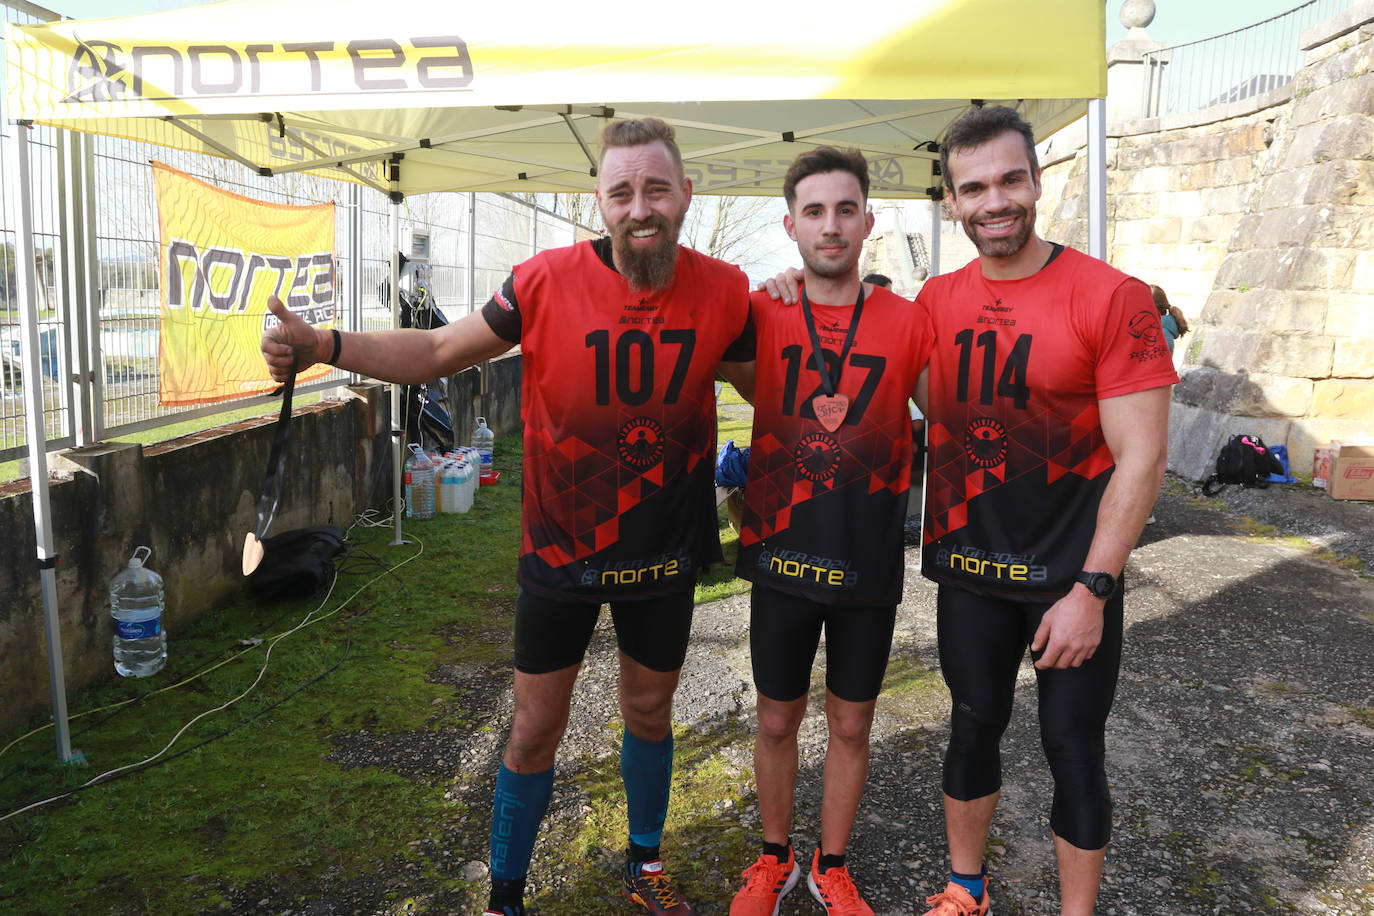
[794,432,841,482]
[618,417,665,469]
[1128,309,1163,345]
[964,417,1007,469]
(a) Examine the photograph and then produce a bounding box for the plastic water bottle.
[463,448,481,503]
[472,417,494,474]
[457,455,474,512]
[109,546,167,677]
[405,444,436,519]
[438,459,464,514]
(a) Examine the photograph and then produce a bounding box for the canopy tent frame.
[5,0,1109,761]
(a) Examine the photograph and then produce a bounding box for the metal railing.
[0,3,590,469]
[1141,0,1350,118]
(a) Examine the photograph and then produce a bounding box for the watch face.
[1080,572,1115,597]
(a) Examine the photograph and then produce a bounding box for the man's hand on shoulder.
[756,267,804,305]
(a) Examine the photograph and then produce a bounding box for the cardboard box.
[1327,442,1374,501]
[1313,447,1332,489]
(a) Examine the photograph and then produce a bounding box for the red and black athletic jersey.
[736,284,933,606]
[480,237,753,602]
[917,245,1178,598]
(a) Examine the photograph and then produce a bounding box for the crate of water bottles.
[436,447,480,514]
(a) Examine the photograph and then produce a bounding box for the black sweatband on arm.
[325,328,342,366]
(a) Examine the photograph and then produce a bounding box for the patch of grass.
[0,435,524,912]
[1186,490,1227,511]
[1312,549,1365,574]
[533,721,758,912]
[1232,518,1310,550]
[1235,517,1278,537]
[1226,516,1367,576]
[1,413,766,911]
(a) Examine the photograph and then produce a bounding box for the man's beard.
[610,212,684,291]
[800,238,855,281]
[965,205,1034,259]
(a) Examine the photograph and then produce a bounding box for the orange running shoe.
[623,857,694,914]
[729,845,800,916]
[805,850,874,916]
[922,880,991,915]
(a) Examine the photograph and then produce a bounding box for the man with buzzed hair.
[262,117,755,916]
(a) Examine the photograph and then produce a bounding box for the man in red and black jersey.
[911,107,1176,916]
[262,118,754,916]
[728,148,933,916]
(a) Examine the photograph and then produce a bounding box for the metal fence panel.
[1142,0,1350,118]
[0,2,589,470]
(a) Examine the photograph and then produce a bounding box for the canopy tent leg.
[1086,98,1107,261]
[8,122,80,765]
[929,196,942,278]
[388,160,406,545]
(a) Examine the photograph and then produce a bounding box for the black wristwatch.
[1076,571,1117,599]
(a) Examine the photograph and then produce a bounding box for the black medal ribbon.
[243,370,294,575]
[799,284,865,397]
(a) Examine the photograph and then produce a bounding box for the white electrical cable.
[1,530,425,823]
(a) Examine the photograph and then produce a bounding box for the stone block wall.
[1038,11,1374,481]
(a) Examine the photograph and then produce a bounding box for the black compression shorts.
[936,582,1124,849]
[513,588,695,674]
[749,583,897,703]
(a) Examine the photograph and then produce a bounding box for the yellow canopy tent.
[6,0,1105,198]
[4,0,1107,762]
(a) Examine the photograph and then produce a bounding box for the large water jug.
[471,417,494,474]
[110,546,167,677]
[438,459,464,514]
[405,444,436,519]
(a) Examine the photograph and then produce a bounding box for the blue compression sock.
[489,763,555,882]
[621,729,674,848]
[951,867,986,900]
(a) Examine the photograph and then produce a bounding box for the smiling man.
[262,118,754,916]
[916,106,1177,916]
[728,147,932,916]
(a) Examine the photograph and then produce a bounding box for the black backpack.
[247,525,346,598]
[1201,435,1284,496]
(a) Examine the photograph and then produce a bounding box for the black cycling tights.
[936,584,1124,850]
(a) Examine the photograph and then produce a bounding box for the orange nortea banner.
[153,161,336,405]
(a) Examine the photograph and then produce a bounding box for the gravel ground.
[228,477,1374,915]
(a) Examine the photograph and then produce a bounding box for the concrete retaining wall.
[0,353,521,735]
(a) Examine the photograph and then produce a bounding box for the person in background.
[1151,284,1188,355]
[263,117,755,916]
[859,273,925,458]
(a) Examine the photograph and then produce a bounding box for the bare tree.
[682,195,788,274]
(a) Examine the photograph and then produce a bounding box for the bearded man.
[262,117,755,916]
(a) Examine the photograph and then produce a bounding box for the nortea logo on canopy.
[63,35,474,104]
